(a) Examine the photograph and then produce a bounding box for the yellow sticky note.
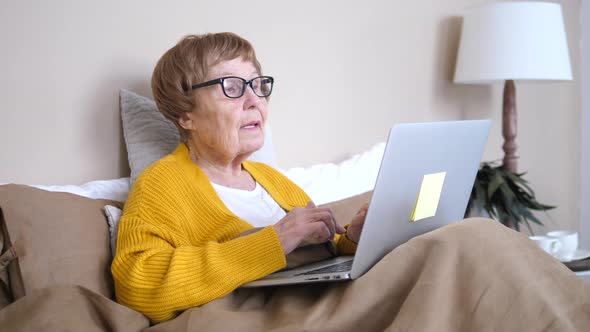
[410,172,446,222]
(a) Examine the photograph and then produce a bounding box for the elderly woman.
[113,32,364,319]
[112,33,590,330]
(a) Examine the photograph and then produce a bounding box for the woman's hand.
[346,203,369,244]
[273,202,346,255]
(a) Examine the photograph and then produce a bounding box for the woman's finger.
[308,207,345,234]
[298,222,329,246]
[323,208,346,234]
[356,203,369,216]
[308,222,331,243]
[308,210,338,238]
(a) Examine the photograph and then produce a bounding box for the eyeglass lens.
[222,77,273,98]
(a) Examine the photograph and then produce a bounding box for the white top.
[211,181,287,227]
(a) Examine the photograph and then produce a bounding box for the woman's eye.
[223,81,241,96]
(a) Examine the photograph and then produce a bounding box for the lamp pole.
[502,79,518,173]
[502,79,517,229]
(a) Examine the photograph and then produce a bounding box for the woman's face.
[184,57,268,162]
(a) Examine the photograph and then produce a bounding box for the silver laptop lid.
[350,120,490,279]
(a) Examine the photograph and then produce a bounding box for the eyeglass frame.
[187,75,274,99]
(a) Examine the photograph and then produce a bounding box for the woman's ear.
[178,112,194,130]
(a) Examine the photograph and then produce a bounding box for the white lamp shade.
[454,2,572,84]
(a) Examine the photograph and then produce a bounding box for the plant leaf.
[487,173,505,200]
[467,163,556,230]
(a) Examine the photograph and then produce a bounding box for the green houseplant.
[465,161,555,232]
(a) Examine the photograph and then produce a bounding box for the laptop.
[241,120,491,288]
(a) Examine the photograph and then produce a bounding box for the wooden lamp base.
[502,80,518,173]
[502,79,518,229]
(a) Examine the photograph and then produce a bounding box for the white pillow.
[280,143,385,205]
[29,178,131,202]
[120,89,278,184]
[103,204,123,258]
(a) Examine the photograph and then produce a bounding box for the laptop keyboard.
[295,260,353,276]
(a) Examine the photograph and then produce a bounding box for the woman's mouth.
[241,121,261,129]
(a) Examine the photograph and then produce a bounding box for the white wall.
[0,0,582,234]
[581,0,589,247]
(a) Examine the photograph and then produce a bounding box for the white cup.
[529,235,561,257]
[547,230,578,261]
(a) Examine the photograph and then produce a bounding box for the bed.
[1,90,589,331]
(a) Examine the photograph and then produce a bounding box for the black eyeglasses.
[188,76,274,99]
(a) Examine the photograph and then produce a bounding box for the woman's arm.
[111,166,287,323]
[112,217,285,323]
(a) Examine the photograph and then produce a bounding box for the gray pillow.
[120,89,277,184]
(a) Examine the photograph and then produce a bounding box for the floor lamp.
[454,2,572,174]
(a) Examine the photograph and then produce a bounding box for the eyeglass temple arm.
[190,78,223,91]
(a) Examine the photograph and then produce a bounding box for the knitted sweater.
[111,144,358,322]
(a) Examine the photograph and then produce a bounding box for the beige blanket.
[2,218,590,331]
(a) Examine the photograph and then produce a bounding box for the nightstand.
[575,270,590,282]
[565,258,590,282]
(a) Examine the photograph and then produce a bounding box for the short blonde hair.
[151,32,262,142]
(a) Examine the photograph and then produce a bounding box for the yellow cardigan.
[111,143,358,322]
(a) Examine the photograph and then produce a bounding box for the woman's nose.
[242,86,260,110]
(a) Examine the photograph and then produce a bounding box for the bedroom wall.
[0,0,582,233]
[581,0,589,248]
